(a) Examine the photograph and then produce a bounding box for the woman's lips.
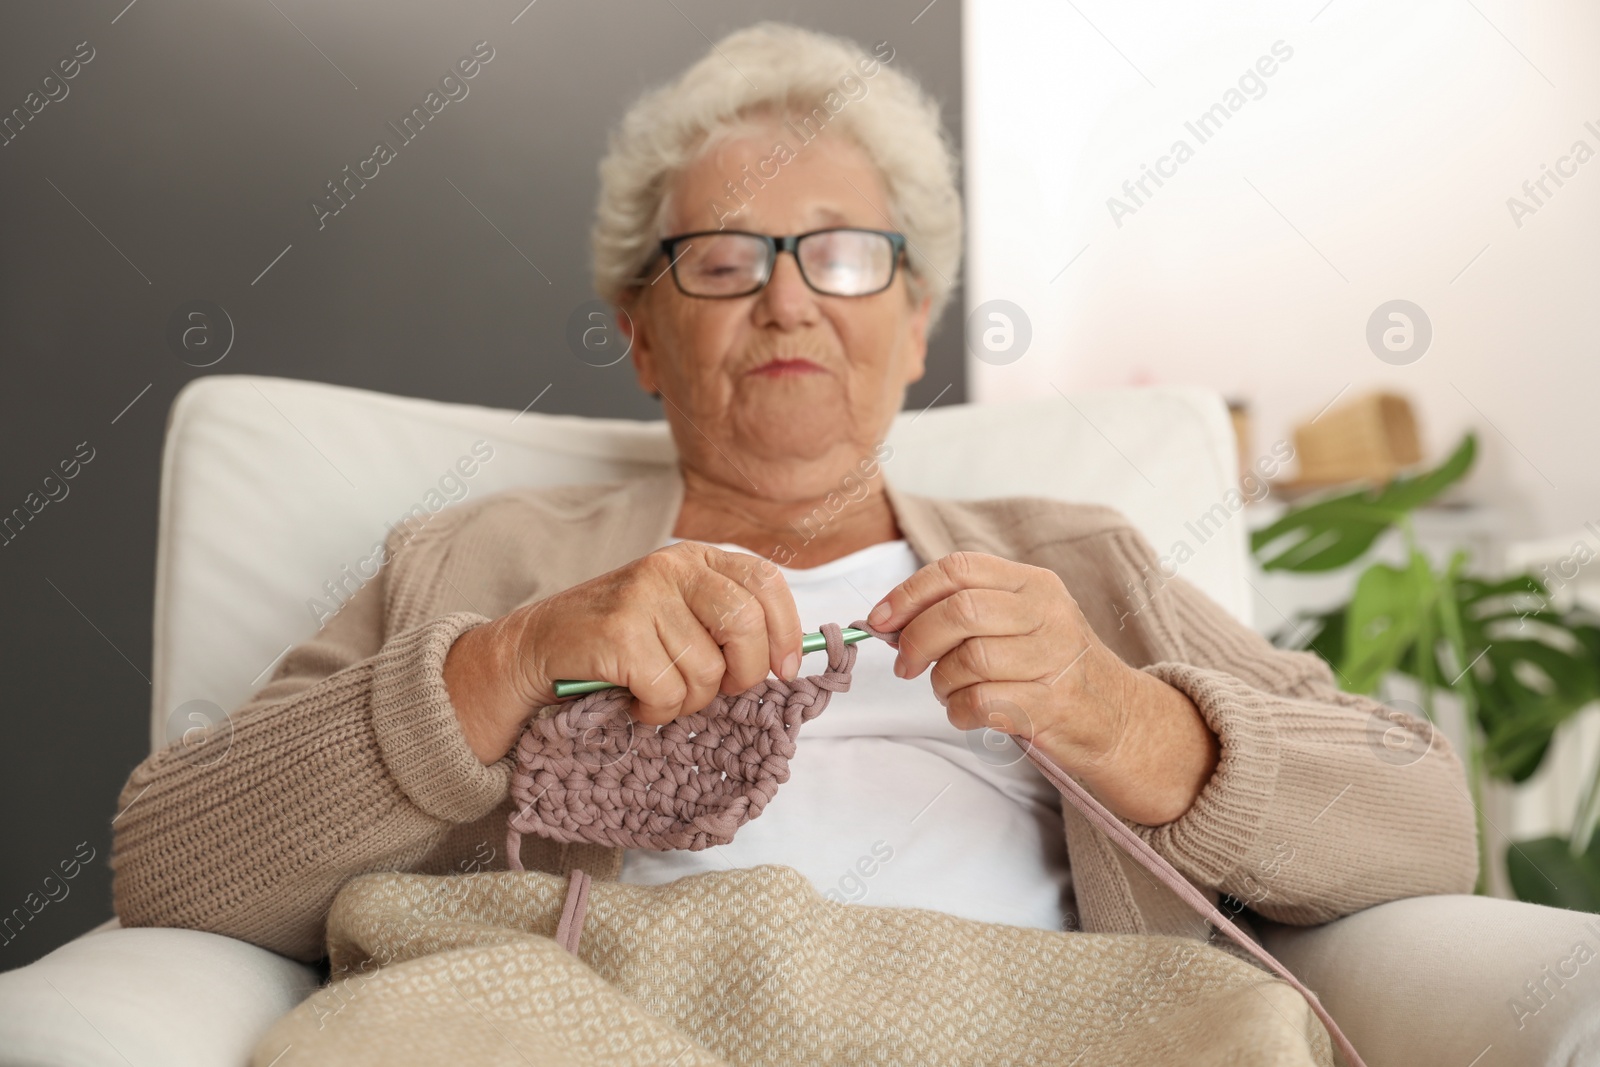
[747,359,824,378]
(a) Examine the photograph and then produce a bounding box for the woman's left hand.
[865,551,1219,826]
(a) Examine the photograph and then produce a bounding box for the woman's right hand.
[444,541,804,764]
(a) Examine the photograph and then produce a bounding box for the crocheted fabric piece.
[506,620,896,857]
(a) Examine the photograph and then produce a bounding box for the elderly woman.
[111,21,1476,1063]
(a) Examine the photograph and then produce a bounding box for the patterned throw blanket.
[250,863,1333,1066]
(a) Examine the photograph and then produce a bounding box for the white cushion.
[0,920,318,1067]
[151,376,1249,752]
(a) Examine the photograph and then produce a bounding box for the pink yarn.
[507,620,1368,1067]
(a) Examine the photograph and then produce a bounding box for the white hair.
[591,21,963,330]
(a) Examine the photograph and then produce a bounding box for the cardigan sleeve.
[109,527,508,963]
[1096,524,1480,926]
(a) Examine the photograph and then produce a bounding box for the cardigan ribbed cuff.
[1134,661,1282,887]
[369,611,512,824]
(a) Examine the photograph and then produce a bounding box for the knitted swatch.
[506,621,883,855]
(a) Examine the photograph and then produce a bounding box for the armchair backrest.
[151,376,1250,752]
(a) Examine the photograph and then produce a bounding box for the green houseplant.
[1251,433,1600,910]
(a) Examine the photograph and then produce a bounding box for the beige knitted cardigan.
[110,466,1477,1059]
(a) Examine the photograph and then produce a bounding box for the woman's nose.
[755,249,819,325]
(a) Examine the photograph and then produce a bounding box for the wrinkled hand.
[866,551,1219,825]
[445,541,804,765]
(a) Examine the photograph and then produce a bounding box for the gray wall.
[0,0,963,967]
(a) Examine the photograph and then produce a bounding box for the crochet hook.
[552,626,873,698]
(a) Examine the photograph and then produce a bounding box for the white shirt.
[617,537,1073,932]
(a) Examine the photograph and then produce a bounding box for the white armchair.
[1,376,1594,1066]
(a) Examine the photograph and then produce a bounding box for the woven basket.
[1290,391,1421,487]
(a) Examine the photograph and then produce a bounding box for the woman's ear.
[616,291,660,396]
[901,290,933,386]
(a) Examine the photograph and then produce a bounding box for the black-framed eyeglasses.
[643,227,908,299]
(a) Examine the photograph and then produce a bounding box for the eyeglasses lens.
[673,231,894,297]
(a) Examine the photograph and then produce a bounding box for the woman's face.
[620,121,932,501]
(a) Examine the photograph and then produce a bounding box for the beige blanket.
[251,864,1333,1066]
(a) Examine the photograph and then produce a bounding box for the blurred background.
[2,0,1597,965]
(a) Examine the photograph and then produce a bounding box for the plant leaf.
[1252,495,1405,572]
[1252,434,1477,573]
[1507,835,1600,913]
[1473,637,1599,782]
[1303,606,1348,681]
[1368,433,1477,513]
[1342,563,1430,693]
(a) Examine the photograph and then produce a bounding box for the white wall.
[965,0,1600,544]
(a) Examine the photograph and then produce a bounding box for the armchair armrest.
[1260,894,1600,1067]
[0,920,319,1067]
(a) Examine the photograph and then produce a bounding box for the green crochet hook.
[552,626,874,698]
